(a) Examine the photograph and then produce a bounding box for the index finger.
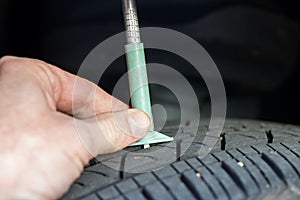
[0,56,128,118]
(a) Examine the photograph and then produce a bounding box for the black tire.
[62,119,300,200]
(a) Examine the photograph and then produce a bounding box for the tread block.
[97,186,120,199]
[260,152,299,185]
[63,184,84,199]
[212,151,232,161]
[153,166,177,179]
[185,157,203,169]
[75,172,104,186]
[247,154,282,189]
[124,189,146,200]
[162,175,196,199]
[226,149,248,161]
[198,154,218,165]
[79,194,100,200]
[112,197,126,200]
[143,182,173,200]
[281,143,300,157]
[236,156,270,192]
[172,161,191,173]
[222,159,259,197]
[133,173,157,186]
[182,170,215,199]
[116,179,138,193]
[197,167,229,200]
[208,164,244,200]
[251,145,273,154]
[237,146,258,155]
[268,143,300,176]
[85,164,118,177]
[252,144,299,185]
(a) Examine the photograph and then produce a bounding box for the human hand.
[0,56,150,199]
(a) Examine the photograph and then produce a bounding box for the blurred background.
[1,0,300,125]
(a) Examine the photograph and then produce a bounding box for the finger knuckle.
[0,56,43,73]
[0,55,15,66]
[0,56,17,72]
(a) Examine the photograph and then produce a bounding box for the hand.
[0,56,150,199]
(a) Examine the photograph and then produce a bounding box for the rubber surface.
[62,119,300,200]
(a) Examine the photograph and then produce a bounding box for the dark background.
[1,0,300,125]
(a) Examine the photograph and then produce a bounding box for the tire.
[61,119,300,200]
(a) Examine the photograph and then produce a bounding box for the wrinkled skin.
[0,56,150,199]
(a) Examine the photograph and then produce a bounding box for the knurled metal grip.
[123,0,141,44]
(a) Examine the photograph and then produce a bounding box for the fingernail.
[128,110,150,137]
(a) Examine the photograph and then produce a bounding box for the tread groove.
[196,159,226,199]
[280,142,300,157]
[195,171,219,199]
[84,170,107,177]
[151,169,177,199]
[225,151,262,194]
[250,145,261,154]
[179,172,203,200]
[220,161,251,197]
[235,149,271,187]
[204,160,231,199]
[208,163,245,200]
[74,182,85,187]
[176,140,182,161]
[245,153,282,189]
[94,192,102,200]
[142,182,174,200]
[252,146,299,185]
[259,152,289,185]
[183,159,217,199]
[267,144,300,177]
[119,153,128,180]
[228,149,271,193]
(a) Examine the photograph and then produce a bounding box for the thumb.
[75,109,150,158]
